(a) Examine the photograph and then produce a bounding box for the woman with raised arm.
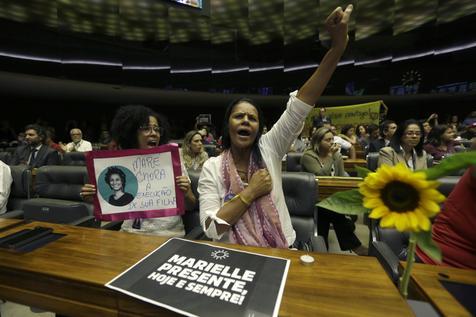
[198,5,354,248]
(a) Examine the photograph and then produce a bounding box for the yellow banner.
[304,100,382,136]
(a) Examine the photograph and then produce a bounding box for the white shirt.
[333,135,352,150]
[121,163,190,237]
[66,140,92,152]
[198,91,313,246]
[0,161,13,214]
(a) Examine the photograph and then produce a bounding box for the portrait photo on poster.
[99,166,138,207]
[85,144,185,221]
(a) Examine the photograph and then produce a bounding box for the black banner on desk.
[106,238,290,317]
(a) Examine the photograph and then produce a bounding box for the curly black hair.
[110,104,170,149]
[105,166,126,190]
[340,124,354,136]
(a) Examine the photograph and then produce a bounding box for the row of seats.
[1,164,326,252]
[1,165,96,227]
[0,151,87,166]
[286,152,435,173]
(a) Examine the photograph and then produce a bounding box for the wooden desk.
[0,220,413,317]
[316,176,362,201]
[409,263,476,317]
[344,159,367,175]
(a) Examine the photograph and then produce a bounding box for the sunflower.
[359,163,445,232]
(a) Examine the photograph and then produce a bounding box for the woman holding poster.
[198,5,354,248]
[81,105,196,237]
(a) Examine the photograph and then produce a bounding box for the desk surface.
[409,263,476,317]
[0,219,412,317]
[316,176,362,200]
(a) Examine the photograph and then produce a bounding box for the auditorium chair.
[282,172,326,252]
[182,168,206,239]
[62,151,86,166]
[21,166,97,227]
[369,176,461,284]
[203,144,217,157]
[0,165,32,219]
[285,152,303,172]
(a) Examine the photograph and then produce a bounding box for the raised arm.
[297,5,353,106]
[262,5,354,158]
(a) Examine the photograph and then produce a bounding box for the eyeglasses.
[405,131,421,137]
[138,125,163,135]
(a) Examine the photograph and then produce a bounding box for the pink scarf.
[221,150,288,248]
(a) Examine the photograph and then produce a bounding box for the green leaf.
[355,166,372,178]
[424,152,476,180]
[316,189,368,215]
[415,228,442,262]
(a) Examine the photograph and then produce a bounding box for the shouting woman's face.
[228,102,259,150]
[137,116,161,149]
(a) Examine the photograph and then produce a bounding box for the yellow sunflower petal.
[369,206,390,219]
[414,209,431,231]
[395,213,410,232]
[420,199,441,214]
[380,212,398,228]
[363,198,383,209]
[407,212,420,232]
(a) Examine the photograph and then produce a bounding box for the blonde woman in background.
[182,130,209,171]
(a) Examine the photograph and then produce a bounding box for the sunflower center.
[380,181,420,212]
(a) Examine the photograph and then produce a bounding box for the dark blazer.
[367,139,387,154]
[11,144,60,168]
[378,146,428,171]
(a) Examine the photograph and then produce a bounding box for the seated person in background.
[301,127,366,255]
[471,137,476,151]
[45,127,64,154]
[461,110,476,128]
[355,124,369,148]
[422,121,432,143]
[416,166,476,269]
[423,124,457,162]
[301,127,345,177]
[181,130,209,171]
[422,113,438,143]
[81,105,196,237]
[378,119,427,170]
[339,124,358,146]
[368,120,397,153]
[61,128,92,152]
[460,122,476,140]
[98,130,113,150]
[198,5,354,248]
[0,160,12,214]
[312,107,332,128]
[10,124,60,168]
[329,123,356,159]
[197,125,216,145]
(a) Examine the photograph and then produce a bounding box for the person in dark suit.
[10,124,60,168]
[367,120,397,153]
